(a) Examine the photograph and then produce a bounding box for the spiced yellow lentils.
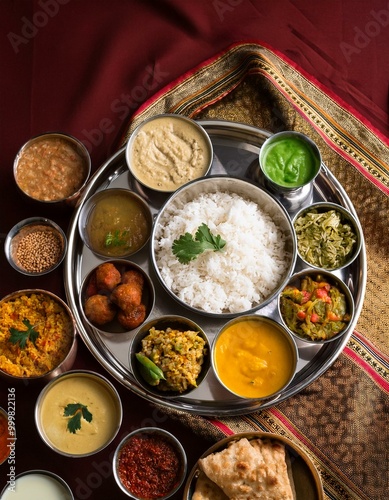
[140,326,207,393]
[0,292,74,377]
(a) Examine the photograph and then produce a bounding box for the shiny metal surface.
[64,120,366,416]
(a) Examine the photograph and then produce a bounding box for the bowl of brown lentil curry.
[0,289,77,383]
[4,217,67,276]
[13,131,91,207]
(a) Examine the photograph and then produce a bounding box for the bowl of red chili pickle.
[4,217,67,276]
[0,406,16,466]
[13,132,91,207]
[113,427,187,499]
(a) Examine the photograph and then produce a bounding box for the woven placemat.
[122,43,389,500]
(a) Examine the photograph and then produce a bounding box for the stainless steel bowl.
[278,268,355,344]
[211,315,298,400]
[151,175,297,318]
[0,470,74,499]
[293,201,363,271]
[0,289,77,384]
[258,131,322,211]
[13,132,90,207]
[79,259,155,334]
[125,113,213,193]
[35,370,122,458]
[129,315,210,398]
[78,187,153,259]
[4,217,67,276]
[113,427,187,499]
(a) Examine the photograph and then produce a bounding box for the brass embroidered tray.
[64,120,366,416]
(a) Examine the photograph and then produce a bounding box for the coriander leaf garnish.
[64,403,93,434]
[172,223,226,264]
[105,230,129,248]
[9,319,39,349]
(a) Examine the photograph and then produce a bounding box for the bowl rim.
[34,369,123,458]
[77,187,153,259]
[125,113,214,193]
[112,426,188,499]
[150,174,297,318]
[13,131,91,204]
[0,288,77,381]
[4,216,68,276]
[278,268,355,344]
[211,314,298,400]
[129,314,211,399]
[0,469,74,498]
[79,258,156,334]
[292,201,363,271]
[259,130,322,190]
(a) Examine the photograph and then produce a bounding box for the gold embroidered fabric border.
[122,42,389,500]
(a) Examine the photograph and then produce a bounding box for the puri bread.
[197,437,295,500]
[192,471,229,500]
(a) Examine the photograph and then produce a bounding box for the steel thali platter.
[64,119,366,416]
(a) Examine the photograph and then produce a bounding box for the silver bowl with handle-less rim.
[35,370,123,458]
[293,201,363,272]
[4,217,67,276]
[0,470,74,499]
[129,315,210,398]
[13,131,91,208]
[257,130,322,211]
[125,113,214,193]
[278,268,355,344]
[211,315,298,400]
[150,175,297,318]
[78,187,153,260]
[0,289,77,384]
[113,427,187,499]
[79,259,156,335]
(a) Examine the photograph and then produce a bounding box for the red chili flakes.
[118,432,182,499]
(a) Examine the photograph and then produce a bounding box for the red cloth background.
[0,2,388,499]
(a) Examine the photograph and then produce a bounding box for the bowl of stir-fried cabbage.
[278,269,355,343]
[292,202,362,271]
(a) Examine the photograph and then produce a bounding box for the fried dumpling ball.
[84,294,116,325]
[117,304,146,330]
[95,262,121,291]
[110,283,142,310]
[121,269,144,288]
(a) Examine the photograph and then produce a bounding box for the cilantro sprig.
[64,403,93,434]
[9,319,39,349]
[172,223,226,264]
[105,230,129,248]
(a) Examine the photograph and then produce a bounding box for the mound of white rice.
[154,191,291,314]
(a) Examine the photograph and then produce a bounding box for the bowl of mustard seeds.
[4,217,67,276]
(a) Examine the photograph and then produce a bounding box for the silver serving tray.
[64,120,366,416]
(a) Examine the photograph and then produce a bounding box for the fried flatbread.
[192,471,229,500]
[198,437,295,500]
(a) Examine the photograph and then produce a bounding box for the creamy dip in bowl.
[126,114,213,192]
[35,370,122,457]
